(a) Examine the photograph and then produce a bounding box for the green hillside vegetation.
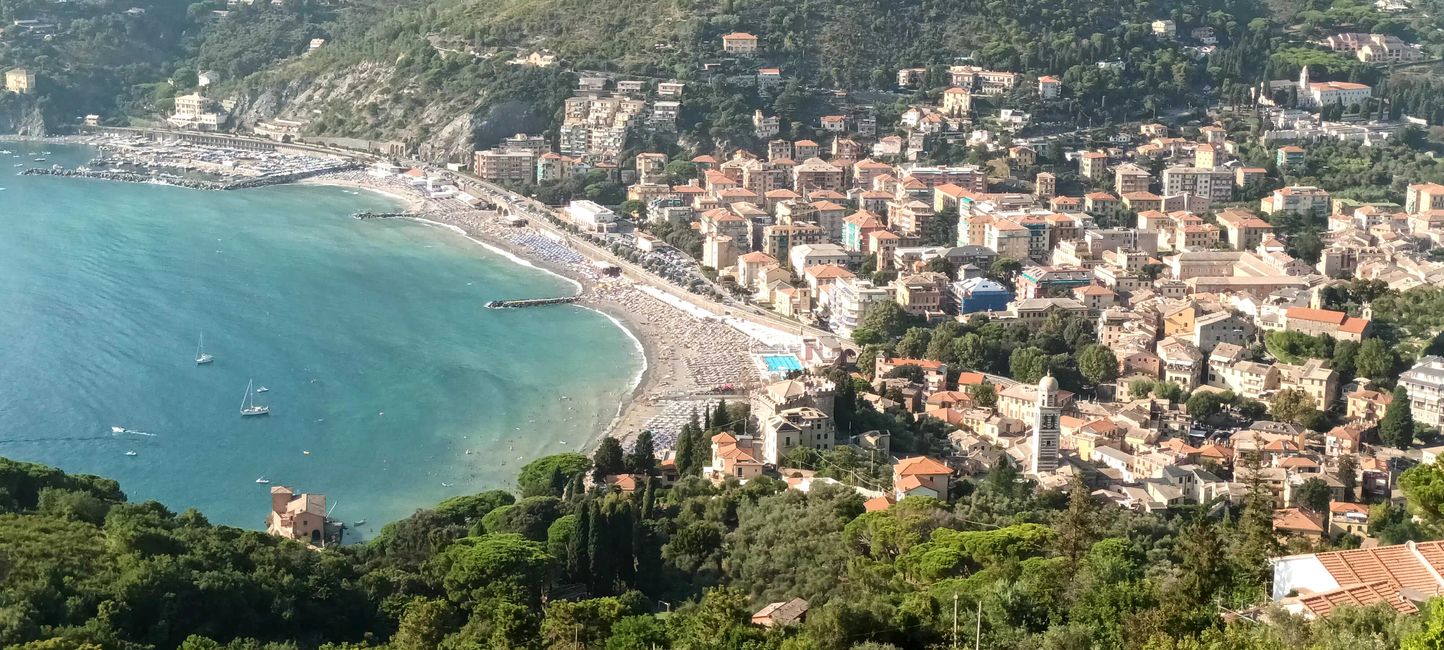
[0,0,405,125]
[6,449,1444,649]
[3,0,1284,146]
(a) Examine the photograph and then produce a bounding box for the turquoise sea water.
[0,143,642,537]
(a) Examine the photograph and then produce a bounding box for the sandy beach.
[304,170,763,450]
[298,176,427,212]
[11,128,773,452]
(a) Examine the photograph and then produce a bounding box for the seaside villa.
[266,486,329,545]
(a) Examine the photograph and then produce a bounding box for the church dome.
[1038,374,1059,394]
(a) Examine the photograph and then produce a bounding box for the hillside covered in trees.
[0,0,1316,153]
[6,447,1444,649]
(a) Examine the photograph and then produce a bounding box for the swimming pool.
[762,354,803,372]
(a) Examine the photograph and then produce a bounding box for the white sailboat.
[195,332,214,365]
[240,379,269,416]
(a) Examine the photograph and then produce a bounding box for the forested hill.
[0,0,1271,151]
[4,447,1444,649]
[0,0,407,130]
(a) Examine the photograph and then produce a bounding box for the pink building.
[266,486,327,545]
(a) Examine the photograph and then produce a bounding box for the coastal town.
[13,29,1444,622]
[12,5,1444,644]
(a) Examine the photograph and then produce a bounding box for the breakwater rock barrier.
[484,296,581,309]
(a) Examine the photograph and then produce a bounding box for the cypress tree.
[587,499,611,595]
[712,399,729,432]
[615,501,636,584]
[690,426,711,474]
[676,423,696,477]
[569,500,591,584]
[641,476,657,519]
[628,431,657,476]
[1380,386,1415,450]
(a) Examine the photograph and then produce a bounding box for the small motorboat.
[111,426,125,434]
[124,450,138,457]
[255,477,271,484]
[256,386,269,393]
[353,519,367,526]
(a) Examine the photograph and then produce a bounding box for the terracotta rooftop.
[1309,542,1444,595]
[1286,307,1348,325]
[863,496,894,512]
[895,455,952,477]
[1297,581,1419,617]
[1274,508,1325,535]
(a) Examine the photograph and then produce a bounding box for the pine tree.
[592,437,626,482]
[1055,477,1098,571]
[546,466,566,497]
[1176,514,1228,604]
[1233,451,1280,595]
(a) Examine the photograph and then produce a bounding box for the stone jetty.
[22,162,360,191]
[484,296,582,309]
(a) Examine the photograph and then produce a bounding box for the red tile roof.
[895,455,951,477]
[1287,307,1347,326]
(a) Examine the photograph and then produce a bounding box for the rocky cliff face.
[0,98,48,136]
[228,61,552,163]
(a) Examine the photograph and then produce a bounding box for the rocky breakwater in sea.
[23,162,361,190]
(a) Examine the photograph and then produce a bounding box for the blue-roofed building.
[951,277,1012,314]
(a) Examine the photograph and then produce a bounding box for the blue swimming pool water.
[763,355,803,372]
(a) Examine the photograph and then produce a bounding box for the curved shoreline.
[318,189,653,450]
[16,137,671,453]
[396,213,647,444]
[403,216,649,447]
[401,215,586,295]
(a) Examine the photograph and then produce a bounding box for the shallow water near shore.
[0,143,642,538]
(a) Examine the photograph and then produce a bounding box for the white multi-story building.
[1297,67,1372,109]
[828,277,891,339]
[1401,356,1444,427]
[564,200,617,232]
[1163,166,1235,203]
